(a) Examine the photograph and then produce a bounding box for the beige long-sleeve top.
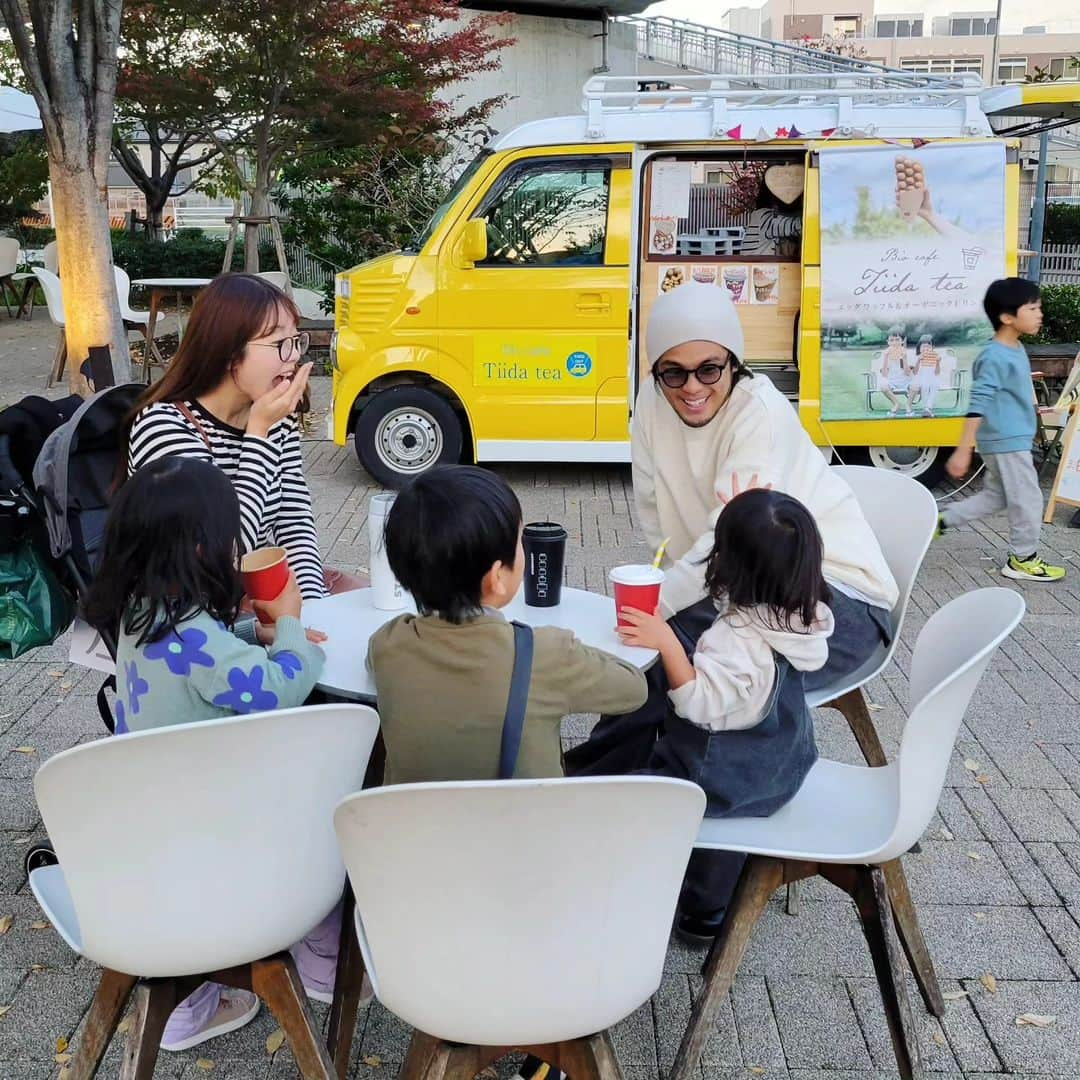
[632,376,899,618]
[369,612,649,784]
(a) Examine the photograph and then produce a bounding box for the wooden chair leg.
[67,968,138,1080]
[328,888,366,1079]
[251,953,335,1080]
[119,979,179,1080]
[785,880,801,915]
[47,332,66,388]
[400,1030,452,1080]
[823,865,920,1080]
[668,855,785,1080]
[881,858,945,1018]
[831,687,889,768]
[553,1032,623,1080]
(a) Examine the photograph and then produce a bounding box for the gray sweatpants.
[941,450,1044,557]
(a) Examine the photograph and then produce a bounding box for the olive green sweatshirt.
[368,611,649,784]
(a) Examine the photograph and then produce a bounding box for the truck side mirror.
[457,218,489,267]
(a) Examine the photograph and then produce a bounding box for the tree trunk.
[49,161,131,389]
[244,183,269,274]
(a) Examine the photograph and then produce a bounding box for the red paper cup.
[610,564,665,628]
[240,546,289,602]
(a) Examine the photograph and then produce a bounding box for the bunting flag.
[756,126,772,142]
[821,128,836,138]
[912,138,929,148]
[774,126,790,138]
[725,124,742,140]
[787,124,803,139]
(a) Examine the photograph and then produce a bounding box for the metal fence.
[1018,244,1080,284]
[619,14,955,87]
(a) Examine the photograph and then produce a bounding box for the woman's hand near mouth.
[248,361,313,438]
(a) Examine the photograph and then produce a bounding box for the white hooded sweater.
[632,374,900,618]
[669,602,834,732]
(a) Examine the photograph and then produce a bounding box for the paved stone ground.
[3,313,1080,1078]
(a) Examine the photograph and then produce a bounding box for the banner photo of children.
[818,142,1007,422]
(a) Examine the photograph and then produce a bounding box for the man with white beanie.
[565,280,898,940]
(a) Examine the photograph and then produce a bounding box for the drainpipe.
[594,8,610,74]
[1028,128,1050,283]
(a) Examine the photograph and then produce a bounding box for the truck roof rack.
[579,73,991,141]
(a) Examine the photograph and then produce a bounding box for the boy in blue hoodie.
[940,278,1065,582]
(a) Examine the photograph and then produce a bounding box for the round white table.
[302,586,657,703]
[133,277,214,344]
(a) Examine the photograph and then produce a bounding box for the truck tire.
[850,445,949,489]
[353,386,464,489]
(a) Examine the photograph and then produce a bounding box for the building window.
[997,57,1027,82]
[833,14,861,36]
[948,15,996,36]
[901,56,984,75]
[1049,56,1079,78]
[875,17,924,38]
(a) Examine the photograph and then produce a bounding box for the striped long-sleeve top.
[128,401,327,599]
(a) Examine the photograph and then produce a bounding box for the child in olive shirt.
[368,466,649,783]
[941,278,1065,582]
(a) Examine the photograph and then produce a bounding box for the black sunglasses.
[653,360,729,389]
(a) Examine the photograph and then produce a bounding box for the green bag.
[0,540,75,659]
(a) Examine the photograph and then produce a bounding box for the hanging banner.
[818,142,1007,422]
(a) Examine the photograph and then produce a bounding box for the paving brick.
[987,788,1079,842]
[768,977,871,1070]
[990,841,1061,905]
[897,842,1025,906]
[965,979,1080,1075]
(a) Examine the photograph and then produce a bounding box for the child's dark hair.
[704,489,830,631]
[983,277,1040,331]
[384,465,522,623]
[82,457,245,646]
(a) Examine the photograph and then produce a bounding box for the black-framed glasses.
[653,360,728,389]
[251,332,310,363]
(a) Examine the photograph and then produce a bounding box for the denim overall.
[646,652,818,819]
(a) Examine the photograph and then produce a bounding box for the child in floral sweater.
[83,455,326,1053]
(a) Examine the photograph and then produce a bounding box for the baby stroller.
[0,383,144,876]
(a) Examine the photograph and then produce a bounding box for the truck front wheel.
[852,445,949,488]
[353,386,465,489]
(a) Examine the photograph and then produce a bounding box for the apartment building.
[760,0,1080,84]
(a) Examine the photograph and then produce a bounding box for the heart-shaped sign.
[764,164,804,205]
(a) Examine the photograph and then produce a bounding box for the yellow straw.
[652,537,671,569]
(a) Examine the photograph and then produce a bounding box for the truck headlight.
[330,330,340,371]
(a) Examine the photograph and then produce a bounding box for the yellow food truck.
[330,74,1080,487]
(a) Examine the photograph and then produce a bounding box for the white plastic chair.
[114,265,163,380]
[807,464,938,760]
[43,238,59,275]
[669,588,1025,1080]
[31,703,380,1079]
[0,236,19,316]
[32,266,67,387]
[293,285,329,320]
[334,776,706,1078]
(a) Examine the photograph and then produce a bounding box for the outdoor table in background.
[133,277,213,347]
[303,586,657,704]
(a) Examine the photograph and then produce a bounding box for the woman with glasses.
[565,280,899,941]
[126,273,340,601]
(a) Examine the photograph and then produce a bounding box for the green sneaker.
[1001,554,1066,582]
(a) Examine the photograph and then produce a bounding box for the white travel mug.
[368,493,406,610]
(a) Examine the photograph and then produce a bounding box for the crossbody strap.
[175,401,213,453]
[498,621,534,780]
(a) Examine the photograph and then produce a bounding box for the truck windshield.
[405,149,492,253]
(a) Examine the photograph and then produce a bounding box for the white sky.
[643,0,1080,36]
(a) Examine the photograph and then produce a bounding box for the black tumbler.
[522,521,567,607]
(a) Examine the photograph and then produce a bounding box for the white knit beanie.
[645,281,746,366]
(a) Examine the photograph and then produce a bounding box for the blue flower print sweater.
[113,609,325,733]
